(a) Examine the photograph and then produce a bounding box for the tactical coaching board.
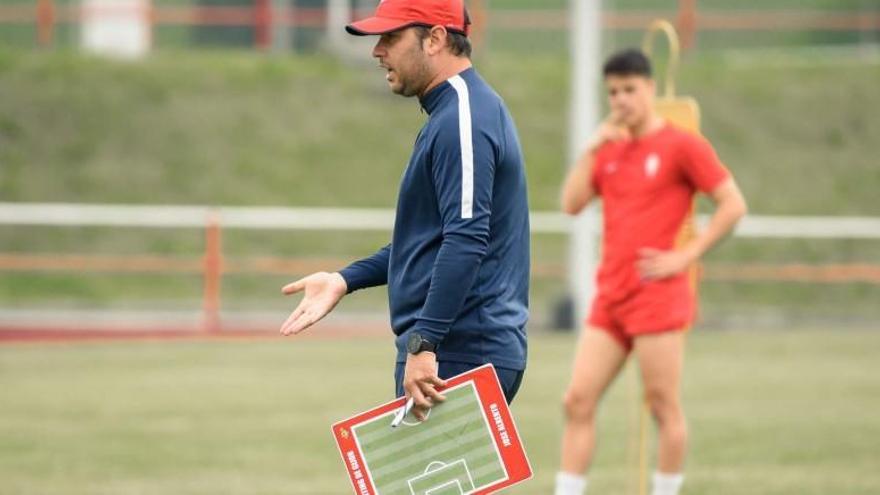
[332,364,531,495]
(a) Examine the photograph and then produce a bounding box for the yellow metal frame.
[641,19,681,99]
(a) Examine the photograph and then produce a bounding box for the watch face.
[406,333,421,354]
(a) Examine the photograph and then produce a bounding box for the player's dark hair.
[414,26,472,58]
[603,49,652,78]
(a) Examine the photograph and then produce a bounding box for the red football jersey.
[590,123,729,302]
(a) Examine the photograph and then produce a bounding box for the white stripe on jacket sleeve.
[447,75,474,219]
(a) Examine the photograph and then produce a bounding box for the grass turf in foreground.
[0,329,879,494]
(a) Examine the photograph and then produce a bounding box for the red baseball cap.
[345,0,471,37]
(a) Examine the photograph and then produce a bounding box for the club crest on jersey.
[644,153,660,178]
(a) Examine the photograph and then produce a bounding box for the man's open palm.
[280,272,348,336]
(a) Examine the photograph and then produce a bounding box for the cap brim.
[345,16,416,36]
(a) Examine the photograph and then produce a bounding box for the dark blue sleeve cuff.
[338,244,391,293]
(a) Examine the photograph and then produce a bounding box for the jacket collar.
[419,67,475,115]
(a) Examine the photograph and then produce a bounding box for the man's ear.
[425,25,448,56]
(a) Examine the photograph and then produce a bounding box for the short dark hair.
[414,26,472,58]
[602,49,652,78]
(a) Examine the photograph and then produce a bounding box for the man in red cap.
[280,0,531,423]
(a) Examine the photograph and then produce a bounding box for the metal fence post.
[203,211,223,334]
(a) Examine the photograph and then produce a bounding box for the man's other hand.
[403,352,447,421]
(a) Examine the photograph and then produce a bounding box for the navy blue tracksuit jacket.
[339,67,529,371]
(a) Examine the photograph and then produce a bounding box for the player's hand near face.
[561,112,630,215]
[280,272,348,336]
[588,110,630,153]
[637,247,697,280]
[403,352,447,421]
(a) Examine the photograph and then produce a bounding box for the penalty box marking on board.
[408,459,476,495]
[425,480,464,495]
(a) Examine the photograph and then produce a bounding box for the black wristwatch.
[406,332,437,355]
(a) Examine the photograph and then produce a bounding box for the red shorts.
[586,278,695,352]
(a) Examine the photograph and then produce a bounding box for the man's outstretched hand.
[280,272,348,336]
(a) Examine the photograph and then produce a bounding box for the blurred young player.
[278,0,530,420]
[554,49,747,495]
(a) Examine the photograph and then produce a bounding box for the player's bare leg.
[634,330,687,494]
[556,327,629,494]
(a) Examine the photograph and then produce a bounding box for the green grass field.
[1,329,879,494]
[2,49,878,214]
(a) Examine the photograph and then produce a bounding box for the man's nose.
[372,40,384,58]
